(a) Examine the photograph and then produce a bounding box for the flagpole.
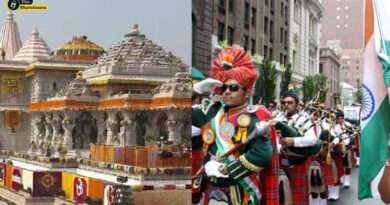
[372,0,388,55]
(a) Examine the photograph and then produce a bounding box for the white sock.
[334,185,340,199]
[319,198,327,205]
[344,175,351,187]
[310,196,320,205]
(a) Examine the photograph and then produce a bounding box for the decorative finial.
[132,24,140,34]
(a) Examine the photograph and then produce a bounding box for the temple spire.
[0,11,22,60]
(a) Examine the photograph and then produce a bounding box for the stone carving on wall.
[106,111,119,145]
[55,76,95,98]
[73,112,97,149]
[62,111,76,151]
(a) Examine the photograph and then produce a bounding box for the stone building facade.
[288,0,324,86]
[319,47,341,108]
[192,0,214,74]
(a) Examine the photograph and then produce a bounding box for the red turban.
[210,48,257,92]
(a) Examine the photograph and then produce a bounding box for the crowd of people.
[192,47,360,205]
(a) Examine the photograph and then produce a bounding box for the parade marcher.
[275,89,322,205]
[192,77,222,204]
[328,111,352,200]
[192,48,273,205]
[306,108,335,205]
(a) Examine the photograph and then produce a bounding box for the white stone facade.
[289,0,324,85]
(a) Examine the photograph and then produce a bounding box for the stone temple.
[0,12,191,205]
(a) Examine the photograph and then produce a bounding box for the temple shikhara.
[0,12,191,205]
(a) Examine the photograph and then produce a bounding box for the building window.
[319,63,323,73]
[251,7,257,26]
[251,39,256,54]
[280,53,283,64]
[264,45,268,57]
[244,2,250,29]
[218,22,225,41]
[270,0,275,14]
[285,6,289,23]
[269,48,273,59]
[244,35,249,51]
[219,0,226,14]
[228,26,234,45]
[264,17,268,34]
[356,66,359,70]
[281,2,284,18]
[270,21,274,43]
[284,30,288,49]
[280,27,284,43]
[284,55,288,65]
[294,0,300,24]
[265,0,269,6]
[229,0,234,12]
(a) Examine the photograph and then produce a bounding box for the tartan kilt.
[331,152,345,181]
[260,126,280,205]
[282,158,310,205]
[320,159,336,186]
[279,169,292,205]
[307,157,326,194]
[260,153,280,205]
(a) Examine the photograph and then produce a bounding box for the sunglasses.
[221,84,243,92]
[282,101,295,105]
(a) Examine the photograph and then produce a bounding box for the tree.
[280,64,292,98]
[253,58,278,105]
[355,85,363,104]
[302,74,328,103]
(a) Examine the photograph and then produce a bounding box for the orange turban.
[210,48,257,92]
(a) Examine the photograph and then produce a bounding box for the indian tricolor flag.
[359,0,390,200]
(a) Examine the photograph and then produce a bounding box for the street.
[328,168,385,205]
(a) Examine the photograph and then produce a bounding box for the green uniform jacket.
[192,102,273,187]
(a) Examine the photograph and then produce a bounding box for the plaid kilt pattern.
[319,159,336,185]
[331,152,345,182]
[260,127,279,205]
[282,159,310,205]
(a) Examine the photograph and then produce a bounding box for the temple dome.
[13,27,51,62]
[54,35,104,61]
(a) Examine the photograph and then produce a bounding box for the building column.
[28,112,44,155]
[121,110,137,146]
[106,110,119,145]
[166,110,186,145]
[51,111,63,158]
[91,111,106,144]
[62,110,76,151]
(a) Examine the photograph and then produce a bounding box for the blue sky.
[0,0,191,64]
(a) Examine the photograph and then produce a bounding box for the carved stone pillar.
[51,111,63,158]
[166,110,183,145]
[106,110,119,145]
[28,112,44,155]
[121,110,137,146]
[91,111,105,144]
[62,110,76,151]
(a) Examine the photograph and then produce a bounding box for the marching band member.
[275,89,322,205]
[192,48,273,205]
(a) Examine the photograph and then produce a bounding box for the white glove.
[192,126,201,137]
[204,160,229,178]
[193,78,223,95]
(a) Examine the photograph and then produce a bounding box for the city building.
[288,0,324,87]
[192,0,213,74]
[319,47,341,108]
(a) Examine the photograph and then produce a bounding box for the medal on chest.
[219,122,235,140]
